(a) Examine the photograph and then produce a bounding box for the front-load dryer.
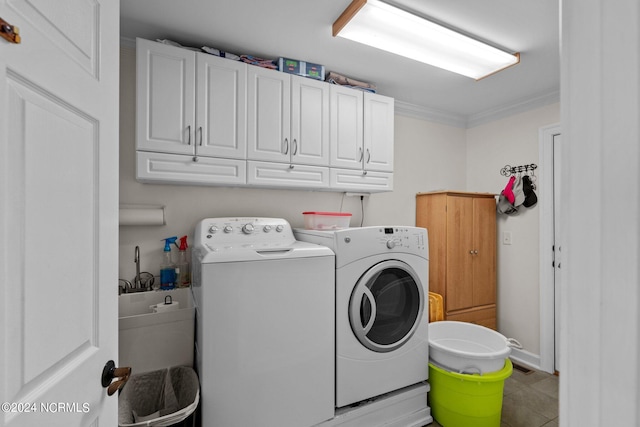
[295,226,429,408]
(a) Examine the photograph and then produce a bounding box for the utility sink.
[119,288,195,375]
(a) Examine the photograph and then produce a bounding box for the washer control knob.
[386,239,396,249]
[275,225,284,232]
[263,225,272,233]
[208,226,219,234]
[223,225,233,233]
[242,223,255,234]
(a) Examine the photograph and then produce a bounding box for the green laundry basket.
[428,359,512,427]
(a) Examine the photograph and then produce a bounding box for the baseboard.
[509,347,543,372]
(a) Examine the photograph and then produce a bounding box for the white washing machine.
[192,218,335,427]
[295,226,429,408]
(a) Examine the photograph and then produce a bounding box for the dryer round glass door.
[349,260,425,352]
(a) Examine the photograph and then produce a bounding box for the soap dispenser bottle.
[176,235,190,288]
[160,236,178,290]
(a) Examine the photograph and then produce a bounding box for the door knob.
[0,18,21,44]
[101,360,131,396]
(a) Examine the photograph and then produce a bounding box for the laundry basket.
[428,359,513,427]
[428,292,444,322]
[118,366,199,427]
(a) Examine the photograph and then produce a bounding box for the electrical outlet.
[503,231,512,245]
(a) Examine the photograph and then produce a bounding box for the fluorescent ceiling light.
[333,0,520,80]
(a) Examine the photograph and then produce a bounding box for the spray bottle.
[176,235,190,288]
[160,236,178,290]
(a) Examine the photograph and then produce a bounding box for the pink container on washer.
[303,212,352,230]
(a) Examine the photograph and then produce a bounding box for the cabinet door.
[136,39,195,155]
[291,75,330,166]
[364,93,394,172]
[472,197,497,306]
[445,196,475,311]
[247,67,291,162]
[330,85,363,169]
[196,54,247,159]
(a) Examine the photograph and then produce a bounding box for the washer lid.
[198,240,333,263]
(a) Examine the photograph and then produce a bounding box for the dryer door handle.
[361,286,377,334]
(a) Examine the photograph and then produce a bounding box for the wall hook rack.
[500,163,537,177]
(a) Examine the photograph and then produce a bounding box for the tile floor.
[429,364,559,427]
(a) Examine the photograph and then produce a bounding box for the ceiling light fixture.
[333,0,520,80]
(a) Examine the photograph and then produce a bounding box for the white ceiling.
[120,0,560,125]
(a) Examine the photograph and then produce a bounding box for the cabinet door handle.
[283,138,289,155]
[366,149,371,163]
[358,147,364,162]
[469,250,474,254]
[186,125,191,145]
[292,139,298,155]
[198,126,203,146]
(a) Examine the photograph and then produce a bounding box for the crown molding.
[394,100,467,128]
[466,90,560,128]
[395,89,560,129]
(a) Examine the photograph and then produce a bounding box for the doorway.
[539,124,561,374]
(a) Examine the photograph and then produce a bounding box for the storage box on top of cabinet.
[416,191,497,329]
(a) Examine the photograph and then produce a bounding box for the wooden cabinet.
[416,191,497,329]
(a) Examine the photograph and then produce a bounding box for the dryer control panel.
[377,227,427,252]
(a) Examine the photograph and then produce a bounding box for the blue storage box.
[278,57,325,80]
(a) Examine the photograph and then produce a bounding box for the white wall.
[466,103,560,356]
[118,46,466,282]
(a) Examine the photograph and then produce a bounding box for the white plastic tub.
[429,321,514,374]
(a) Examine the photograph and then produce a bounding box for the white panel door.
[364,93,394,172]
[136,38,195,155]
[0,0,119,425]
[290,75,329,166]
[196,54,247,159]
[330,85,363,169]
[247,67,290,162]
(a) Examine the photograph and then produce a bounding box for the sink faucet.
[133,246,142,289]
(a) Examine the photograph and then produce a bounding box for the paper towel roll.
[119,205,165,226]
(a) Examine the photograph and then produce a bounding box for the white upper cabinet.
[247,67,329,166]
[135,38,394,192]
[330,88,394,173]
[196,54,247,159]
[330,85,364,169]
[247,66,291,162]
[364,93,394,173]
[136,38,196,155]
[291,75,330,166]
[137,38,247,160]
